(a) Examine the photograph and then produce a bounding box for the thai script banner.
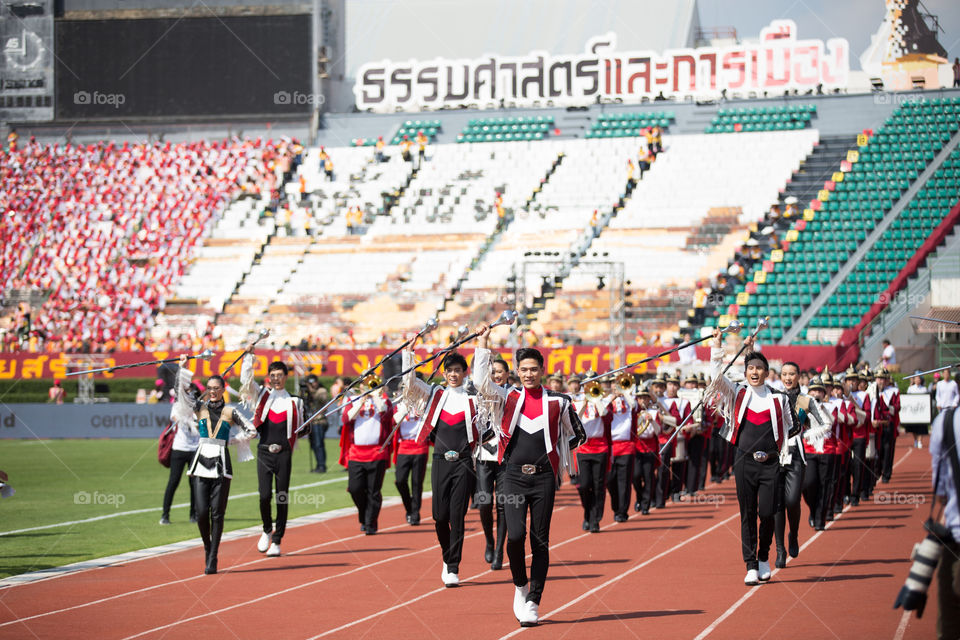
[353,20,849,113]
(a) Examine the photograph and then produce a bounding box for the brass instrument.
[637,410,654,437]
[363,373,382,388]
[584,380,604,399]
[616,372,635,391]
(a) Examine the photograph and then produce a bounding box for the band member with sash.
[705,330,795,585]
[392,397,428,525]
[846,367,872,504]
[401,346,479,587]
[633,382,662,515]
[802,373,842,530]
[658,372,690,504]
[682,373,706,495]
[574,376,612,532]
[830,373,855,517]
[473,327,585,627]
[174,355,255,574]
[875,367,900,483]
[340,378,394,535]
[241,349,306,557]
[775,362,828,567]
[861,366,881,498]
[477,356,511,569]
[606,377,637,523]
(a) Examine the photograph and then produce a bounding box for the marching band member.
[705,329,795,585]
[476,356,511,569]
[241,349,306,557]
[650,374,674,508]
[659,372,691,504]
[574,376,612,532]
[340,376,394,535]
[473,327,586,627]
[633,382,662,515]
[401,346,479,587]
[861,366,881,499]
[695,373,712,492]
[847,367,872,505]
[606,375,638,523]
[775,362,828,567]
[682,373,706,495]
[802,372,842,530]
[392,396,428,525]
[830,374,855,517]
[174,354,254,574]
[875,367,900,483]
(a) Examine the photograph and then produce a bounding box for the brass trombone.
[616,372,635,391]
[584,380,604,399]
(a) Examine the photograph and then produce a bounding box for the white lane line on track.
[497,512,740,640]
[0,495,426,624]
[893,610,911,640]
[119,526,494,640]
[693,448,914,640]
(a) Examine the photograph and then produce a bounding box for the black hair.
[515,347,544,368]
[492,358,510,372]
[781,361,800,374]
[268,361,289,375]
[442,351,468,372]
[206,374,225,388]
[744,351,769,372]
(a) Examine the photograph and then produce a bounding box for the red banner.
[0,344,846,380]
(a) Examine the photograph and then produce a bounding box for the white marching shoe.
[744,569,759,586]
[758,560,772,582]
[266,542,281,557]
[441,565,460,587]
[257,531,271,553]
[513,585,529,622]
[519,600,539,627]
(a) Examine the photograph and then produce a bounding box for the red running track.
[0,439,940,639]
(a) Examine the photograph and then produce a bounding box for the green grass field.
[0,439,430,579]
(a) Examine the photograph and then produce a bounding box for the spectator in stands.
[626,160,636,195]
[375,136,385,163]
[5,128,17,151]
[400,135,413,163]
[881,340,897,369]
[48,379,66,404]
[416,130,428,167]
[936,369,959,413]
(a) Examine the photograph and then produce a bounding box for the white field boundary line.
[497,512,741,640]
[693,447,914,640]
[0,476,352,538]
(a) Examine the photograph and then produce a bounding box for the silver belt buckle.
[753,451,769,463]
[444,450,460,462]
[268,444,282,454]
[521,464,537,475]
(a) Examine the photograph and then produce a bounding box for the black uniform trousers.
[774,445,803,553]
[632,451,657,512]
[576,452,607,525]
[163,449,197,519]
[348,459,387,531]
[850,437,868,501]
[502,465,556,605]
[476,459,507,555]
[432,454,475,574]
[395,453,428,520]
[733,451,779,570]
[655,445,673,508]
[606,452,634,519]
[257,447,292,543]
[685,434,706,494]
[194,476,231,568]
[880,426,897,481]
[801,452,834,528]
